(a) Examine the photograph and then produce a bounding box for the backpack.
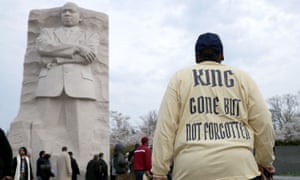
[99,159,108,176]
[113,153,128,174]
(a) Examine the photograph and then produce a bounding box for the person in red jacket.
[133,137,152,180]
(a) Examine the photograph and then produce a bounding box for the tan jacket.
[152,61,275,180]
[56,151,72,180]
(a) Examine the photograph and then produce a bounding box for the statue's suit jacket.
[35,27,100,100]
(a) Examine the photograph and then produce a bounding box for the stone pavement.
[274,176,300,180]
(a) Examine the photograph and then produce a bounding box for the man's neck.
[63,26,80,31]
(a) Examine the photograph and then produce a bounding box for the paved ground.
[273,146,300,180]
[273,146,300,174]
[274,176,300,180]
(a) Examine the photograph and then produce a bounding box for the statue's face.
[61,4,81,27]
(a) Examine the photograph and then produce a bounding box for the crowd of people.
[1,128,152,180]
[111,136,153,180]
[0,128,111,180]
[36,146,108,180]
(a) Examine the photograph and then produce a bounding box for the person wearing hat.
[133,137,152,180]
[152,32,275,180]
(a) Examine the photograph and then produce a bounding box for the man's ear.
[195,54,200,63]
[219,53,224,61]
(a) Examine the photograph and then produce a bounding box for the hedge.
[275,139,300,146]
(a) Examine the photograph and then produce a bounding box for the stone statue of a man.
[35,2,101,146]
[36,2,99,100]
[8,2,109,173]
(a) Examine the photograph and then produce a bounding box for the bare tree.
[139,110,158,142]
[110,111,136,146]
[283,94,299,122]
[268,93,299,130]
[268,95,284,129]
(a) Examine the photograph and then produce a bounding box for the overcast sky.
[1,0,300,132]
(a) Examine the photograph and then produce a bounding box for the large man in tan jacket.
[152,32,275,180]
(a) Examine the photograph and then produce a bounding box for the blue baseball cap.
[195,32,223,57]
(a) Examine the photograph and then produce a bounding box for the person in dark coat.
[85,154,101,180]
[113,144,129,180]
[0,128,13,180]
[68,152,80,180]
[39,154,54,180]
[98,153,108,180]
[36,150,46,180]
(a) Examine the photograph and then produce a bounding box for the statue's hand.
[76,46,96,64]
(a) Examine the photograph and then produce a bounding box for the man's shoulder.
[177,63,247,74]
[59,151,68,157]
[99,159,108,165]
[40,27,57,32]
[37,158,45,163]
[136,145,150,151]
[145,146,151,153]
[82,29,100,39]
[142,145,150,150]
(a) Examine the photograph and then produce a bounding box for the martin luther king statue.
[8,2,109,174]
